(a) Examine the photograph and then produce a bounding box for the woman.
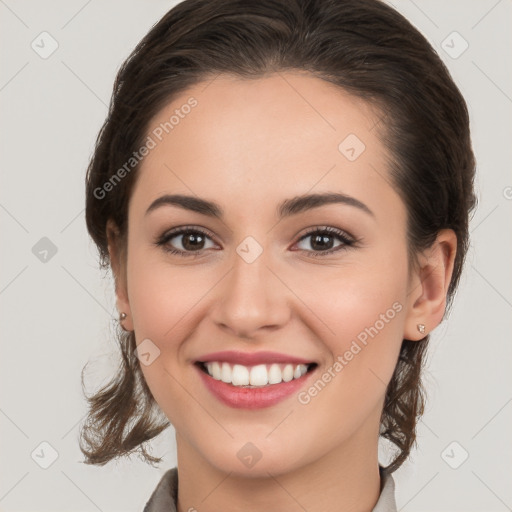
[80,0,477,510]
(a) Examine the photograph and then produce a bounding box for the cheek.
[309,247,408,396]
[295,287,405,450]
[303,246,407,344]
[126,248,213,339]
[323,272,406,354]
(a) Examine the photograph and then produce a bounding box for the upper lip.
[196,350,315,366]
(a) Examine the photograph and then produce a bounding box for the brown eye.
[294,227,356,258]
[156,226,216,257]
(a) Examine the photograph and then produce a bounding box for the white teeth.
[282,364,294,382]
[211,362,221,380]
[231,364,250,386]
[249,364,268,386]
[203,362,310,387]
[221,362,231,383]
[268,364,282,384]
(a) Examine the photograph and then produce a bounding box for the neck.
[175,419,383,512]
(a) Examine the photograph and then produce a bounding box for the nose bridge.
[211,236,289,337]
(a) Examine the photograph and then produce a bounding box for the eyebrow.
[145,192,375,219]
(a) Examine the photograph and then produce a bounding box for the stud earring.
[119,312,131,332]
[417,323,426,334]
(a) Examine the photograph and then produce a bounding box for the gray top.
[143,466,397,511]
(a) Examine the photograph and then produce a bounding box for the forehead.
[131,71,402,223]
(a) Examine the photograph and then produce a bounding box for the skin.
[108,71,456,512]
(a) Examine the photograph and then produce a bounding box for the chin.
[197,436,308,478]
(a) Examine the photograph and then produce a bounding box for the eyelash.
[154,225,358,259]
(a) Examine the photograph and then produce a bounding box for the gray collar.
[143,466,397,512]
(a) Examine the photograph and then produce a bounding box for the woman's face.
[115,71,423,476]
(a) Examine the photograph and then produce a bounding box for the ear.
[106,219,133,331]
[403,229,457,340]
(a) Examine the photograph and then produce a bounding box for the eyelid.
[297,225,355,242]
[160,224,215,238]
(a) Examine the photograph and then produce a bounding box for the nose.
[210,248,291,340]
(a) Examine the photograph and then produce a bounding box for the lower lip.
[195,364,315,409]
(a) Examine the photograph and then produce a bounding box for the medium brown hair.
[80,0,477,473]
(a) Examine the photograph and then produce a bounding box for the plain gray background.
[1,0,511,510]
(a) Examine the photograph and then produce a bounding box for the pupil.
[183,233,204,250]
[312,234,333,251]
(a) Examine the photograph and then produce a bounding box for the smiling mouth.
[195,361,318,388]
